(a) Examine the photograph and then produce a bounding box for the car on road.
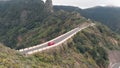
[48,41,55,46]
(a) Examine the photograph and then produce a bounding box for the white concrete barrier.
[20,23,95,55]
[26,23,95,55]
[19,28,79,52]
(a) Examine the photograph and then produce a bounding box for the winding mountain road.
[19,23,95,55]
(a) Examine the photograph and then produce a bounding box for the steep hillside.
[0,1,120,68]
[71,23,120,68]
[54,6,120,34]
[0,43,59,68]
[0,23,120,68]
[0,0,87,49]
[0,0,50,48]
[54,6,82,12]
[81,6,120,34]
[16,11,87,49]
[0,43,27,68]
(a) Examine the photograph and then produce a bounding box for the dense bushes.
[0,0,87,49]
[73,23,120,68]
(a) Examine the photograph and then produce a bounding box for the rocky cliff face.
[45,0,53,13]
[108,50,120,68]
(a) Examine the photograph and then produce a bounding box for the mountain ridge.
[0,0,120,68]
[54,6,120,34]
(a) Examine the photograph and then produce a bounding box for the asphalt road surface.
[20,23,93,54]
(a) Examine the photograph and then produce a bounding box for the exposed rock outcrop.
[45,0,54,13]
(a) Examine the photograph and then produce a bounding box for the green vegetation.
[0,42,99,68]
[0,0,86,49]
[81,6,120,34]
[0,0,120,68]
[1,23,120,68]
[54,6,120,34]
[73,23,120,68]
[0,0,49,49]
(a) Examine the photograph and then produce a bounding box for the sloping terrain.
[54,6,120,34]
[108,50,120,68]
[0,43,26,68]
[0,43,98,68]
[0,23,120,68]
[0,0,87,49]
[54,5,82,12]
[81,6,120,34]
[0,0,49,48]
[0,0,120,68]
